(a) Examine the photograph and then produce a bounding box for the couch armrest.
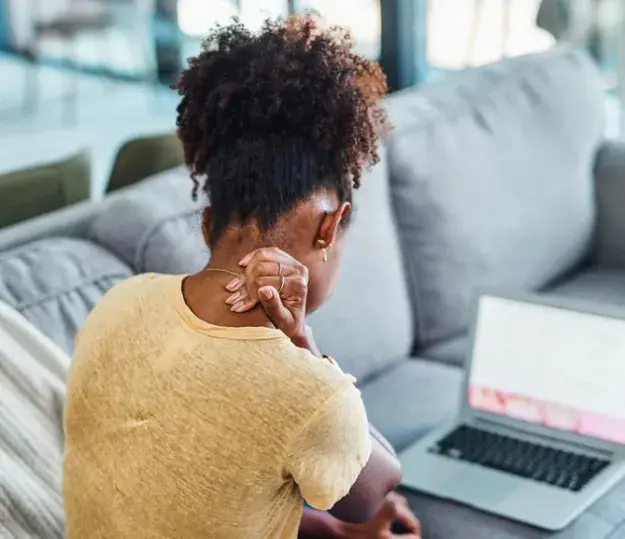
[593,140,625,268]
[0,167,191,254]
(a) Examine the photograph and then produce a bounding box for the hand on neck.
[206,225,285,275]
[183,268,276,330]
[184,228,280,330]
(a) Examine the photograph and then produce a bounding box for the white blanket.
[0,301,69,538]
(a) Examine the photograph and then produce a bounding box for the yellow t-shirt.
[63,273,371,539]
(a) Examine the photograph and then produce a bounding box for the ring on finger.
[278,276,285,294]
[277,262,283,276]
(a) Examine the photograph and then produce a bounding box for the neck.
[205,251,247,276]
[184,237,278,330]
[207,230,285,274]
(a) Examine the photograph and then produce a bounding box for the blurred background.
[0,0,623,195]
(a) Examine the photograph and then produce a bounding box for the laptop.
[399,291,625,530]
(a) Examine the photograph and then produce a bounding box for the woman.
[63,15,420,539]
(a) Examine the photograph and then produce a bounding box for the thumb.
[258,286,292,330]
[377,497,399,524]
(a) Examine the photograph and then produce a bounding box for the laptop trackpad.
[445,467,518,506]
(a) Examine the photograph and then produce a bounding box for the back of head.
[174,14,388,243]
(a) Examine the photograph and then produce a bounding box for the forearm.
[330,434,402,523]
[298,507,345,539]
[290,326,322,357]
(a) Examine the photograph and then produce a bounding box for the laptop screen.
[468,295,625,444]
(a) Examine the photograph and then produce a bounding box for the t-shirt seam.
[174,309,288,341]
[168,274,287,341]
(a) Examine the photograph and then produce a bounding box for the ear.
[316,202,351,249]
[201,206,213,247]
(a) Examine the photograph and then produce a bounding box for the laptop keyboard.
[430,425,610,492]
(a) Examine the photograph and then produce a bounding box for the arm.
[329,434,401,523]
[298,508,344,539]
[291,328,402,524]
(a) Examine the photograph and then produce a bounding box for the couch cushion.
[403,481,625,539]
[308,150,413,381]
[0,237,133,353]
[421,334,470,368]
[548,268,625,306]
[91,167,207,274]
[386,47,605,352]
[359,359,462,452]
[94,158,413,382]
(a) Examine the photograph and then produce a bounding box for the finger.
[387,492,410,509]
[225,277,243,292]
[257,286,293,327]
[230,298,256,313]
[394,503,421,535]
[228,288,253,312]
[239,248,296,268]
[227,273,305,311]
[247,261,299,280]
[377,497,400,523]
[225,291,242,305]
[390,534,421,539]
[226,262,296,301]
[239,248,294,266]
[223,256,292,293]
[254,275,305,296]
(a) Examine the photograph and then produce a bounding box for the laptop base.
[399,423,625,531]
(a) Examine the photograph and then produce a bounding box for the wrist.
[291,327,323,358]
[298,508,348,539]
[290,325,312,346]
[333,521,357,539]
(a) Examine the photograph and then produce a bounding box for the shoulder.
[256,340,358,419]
[105,272,175,296]
[76,273,179,346]
[93,273,178,311]
[285,342,354,389]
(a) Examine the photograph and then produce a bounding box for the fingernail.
[239,253,252,266]
[225,278,240,291]
[225,292,240,305]
[231,301,245,312]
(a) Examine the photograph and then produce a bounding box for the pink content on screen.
[469,385,625,444]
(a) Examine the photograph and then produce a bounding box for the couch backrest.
[91,160,413,382]
[91,167,207,274]
[385,47,606,360]
[307,148,412,381]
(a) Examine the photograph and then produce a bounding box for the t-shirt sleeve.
[284,383,372,511]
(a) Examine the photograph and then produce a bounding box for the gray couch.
[2,47,625,538]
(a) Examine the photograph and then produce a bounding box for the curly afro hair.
[174,14,388,242]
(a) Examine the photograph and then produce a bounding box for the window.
[240,0,289,29]
[177,0,289,37]
[426,0,554,71]
[296,0,381,58]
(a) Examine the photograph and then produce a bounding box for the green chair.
[107,133,185,193]
[0,150,91,229]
